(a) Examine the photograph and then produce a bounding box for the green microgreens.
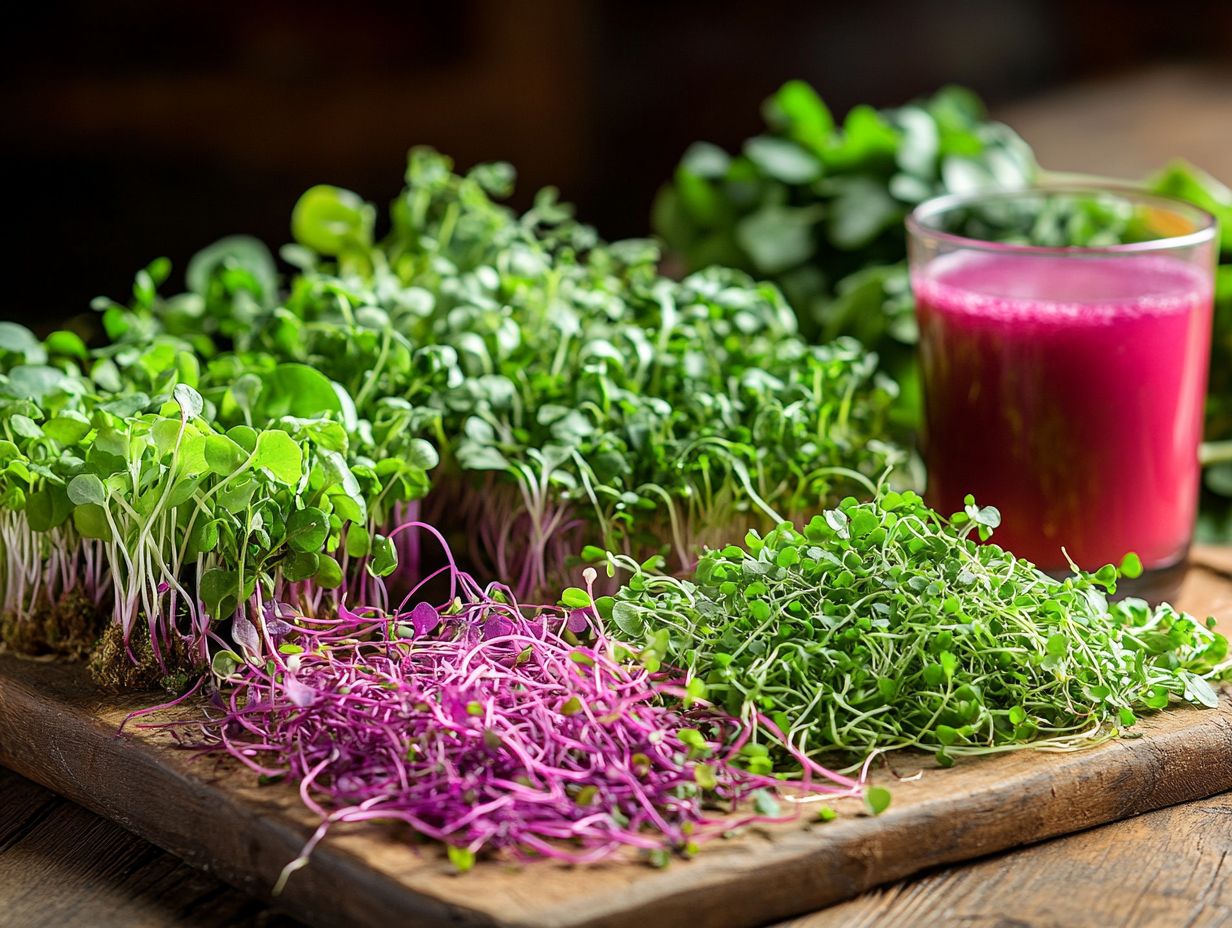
[598,487,1231,771]
[655,83,1232,533]
[0,148,902,674]
[654,81,1036,419]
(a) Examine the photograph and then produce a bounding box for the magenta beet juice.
[908,188,1217,572]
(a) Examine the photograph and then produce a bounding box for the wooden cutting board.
[3,549,1232,928]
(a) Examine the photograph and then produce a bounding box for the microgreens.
[654,81,1036,417]
[146,528,860,881]
[598,487,1231,770]
[0,148,900,678]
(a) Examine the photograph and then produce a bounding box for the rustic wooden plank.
[0,766,301,928]
[781,788,1232,928]
[2,549,1232,928]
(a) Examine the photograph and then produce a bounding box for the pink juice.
[914,251,1213,570]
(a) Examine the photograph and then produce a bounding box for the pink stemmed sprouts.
[145,521,863,888]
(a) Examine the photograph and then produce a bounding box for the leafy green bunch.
[97,149,902,601]
[0,320,432,674]
[654,80,1232,531]
[654,81,1036,411]
[596,488,1229,770]
[0,148,901,678]
[1145,165,1232,536]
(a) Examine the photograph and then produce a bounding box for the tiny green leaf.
[864,786,892,816]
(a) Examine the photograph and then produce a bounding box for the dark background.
[4,0,1231,328]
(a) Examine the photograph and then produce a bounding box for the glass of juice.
[906,186,1217,573]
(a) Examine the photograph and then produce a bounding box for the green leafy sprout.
[596,486,1230,771]
[0,148,901,678]
[654,80,1232,536]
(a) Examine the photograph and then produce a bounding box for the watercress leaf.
[187,518,220,557]
[67,473,107,506]
[72,503,112,540]
[5,365,67,401]
[561,588,592,610]
[281,550,320,582]
[9,415,41,439]
[173,383,204,420]
[254,430,303,486]
[226,424,259,453]
[187,235,279,306]
[205,433,249,476]
[406,438,439,471]
[1119,552,1143,580]
[216,475,258,513]
[345,523,371,558]
[763,79,834,153]
[827,176,902,251]
[151,417,184,457]
[43,411,91,445]
[26,486,71,531]
[367,535,397,577]
[864,786,892,816]
[291,184,374,255]
[736,205,823,275]
[201,568,239,619]
[286,507,329,553]
[261,363,343,420]
[743,136,821,185]
[0,323,46,363]
[1183,672,1220,709]
[314,556,344,590]
[611,601,644,637]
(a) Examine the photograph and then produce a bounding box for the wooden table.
[995,64,1232,184]
[4,760,1231,928]
[5,534,1232,928]
[6,65,1232,928]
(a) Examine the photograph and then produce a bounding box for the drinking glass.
[906,186,1217,573]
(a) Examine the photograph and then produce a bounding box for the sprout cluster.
[0,149,901,674]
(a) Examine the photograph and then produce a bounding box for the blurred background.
[4,0,1231,327]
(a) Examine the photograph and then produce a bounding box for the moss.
[88,623,196,693]
[42,590,109,659]
[0,592,109,660]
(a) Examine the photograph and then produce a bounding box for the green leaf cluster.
[93,147,903,601]
[0,148,903,669]
[600,487,1230,769]
[0,337,413,660]
[653,82,1036,411]
[1146,165,1232,535]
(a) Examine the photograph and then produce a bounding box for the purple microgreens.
[149,526,862,887]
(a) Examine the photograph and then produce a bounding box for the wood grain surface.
[0,766,299,928]
[2,549,1232,928]
[784,789,1232,928]
[7,758,1232,928]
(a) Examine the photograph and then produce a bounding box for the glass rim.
[906,183,1219,257]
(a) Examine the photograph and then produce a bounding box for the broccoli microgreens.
[0,337,426,671]
[597,488,1231,770]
